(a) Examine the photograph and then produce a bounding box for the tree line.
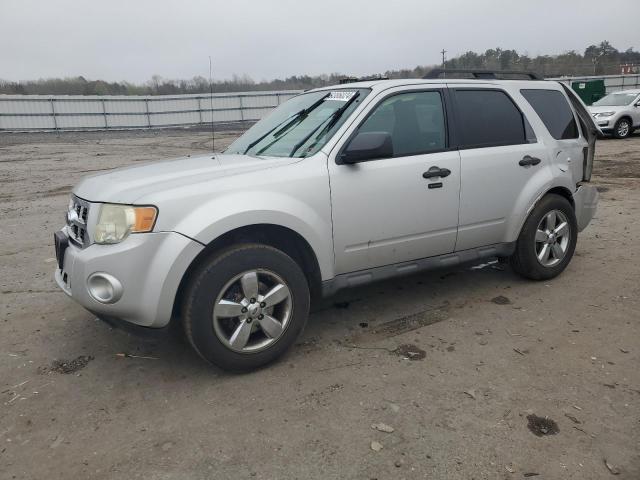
[1,41,638,96]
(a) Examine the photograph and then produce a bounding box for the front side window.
[354,91,446,157]
[226,88,370,158]
[521,89,579,140]
[454,89,529,148]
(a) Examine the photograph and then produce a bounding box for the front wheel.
[182,243,310,371]
[510,194,577,280]
[613,118,632,139]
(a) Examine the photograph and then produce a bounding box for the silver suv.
[588,89,640,139]
[54,75,600,371]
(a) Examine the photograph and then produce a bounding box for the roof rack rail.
[423,69,544,80]
[339,75,390,84]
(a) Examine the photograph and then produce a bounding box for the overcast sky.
[0,0,636,83]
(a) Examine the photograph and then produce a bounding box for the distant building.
[621,64,640,75]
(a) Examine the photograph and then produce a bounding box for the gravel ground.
[1,128,639,480]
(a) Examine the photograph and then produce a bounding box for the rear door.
[520,88,587,186]
[450,86,551,251]
[560,84,599,182]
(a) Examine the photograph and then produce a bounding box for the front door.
[328,88,461,274]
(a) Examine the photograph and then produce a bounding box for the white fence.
[3,74,639,132]
[0,90,301,132]
[549,74,640,94]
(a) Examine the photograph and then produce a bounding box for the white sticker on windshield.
[326,91,356,102]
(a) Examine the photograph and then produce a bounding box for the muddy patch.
[42,185,72,197]
[526,414,559,437]
[345,307,450,347]
[299,383,344,407]
[372,307,449,338]
[491,295,511,305]
[393,344,426,361]
[40,355,94,374]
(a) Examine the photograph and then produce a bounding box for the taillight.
[582,145,593,182]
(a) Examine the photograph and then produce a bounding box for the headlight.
[595,112,615,118]
[94,204,158,244]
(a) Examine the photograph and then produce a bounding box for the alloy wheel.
[617,120,630,138]
[534,209,571,267]
[212,269,293,353]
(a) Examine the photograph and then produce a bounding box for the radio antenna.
[209,55,215,152]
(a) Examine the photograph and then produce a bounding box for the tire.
[613,117,632,139]
[510,194,577,281]
[182,243,310,372]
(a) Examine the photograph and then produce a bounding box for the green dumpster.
[571,80,605,105]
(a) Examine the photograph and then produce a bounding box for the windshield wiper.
[243,92,330,155]
[289,91,360,157]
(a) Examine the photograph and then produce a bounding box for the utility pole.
[441,49,447,79]
[209,56,215,153]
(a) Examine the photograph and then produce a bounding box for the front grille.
[67,196,91,247]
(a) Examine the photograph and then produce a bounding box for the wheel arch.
[545,186,575,209]
[172,224,324,321]
[508,184,576,244]
[617,114,633,125]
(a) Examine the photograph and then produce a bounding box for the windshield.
[592,92,639,107]
[226,88,370,158]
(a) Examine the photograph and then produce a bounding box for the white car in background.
[588,89,640,138]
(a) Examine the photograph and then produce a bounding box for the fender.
[171,190,335,281]
[505,172,576,243]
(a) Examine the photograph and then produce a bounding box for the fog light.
[87,272,123,304]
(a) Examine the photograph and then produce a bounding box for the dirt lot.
[1,128,639,480]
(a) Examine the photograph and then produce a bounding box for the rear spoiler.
[559,83,599,182]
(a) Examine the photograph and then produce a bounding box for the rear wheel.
[510,194,577,280]
[613,118,632,139]
[183,243,310,371]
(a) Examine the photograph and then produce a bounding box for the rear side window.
[454,89,528,148]
[521,89,579,140]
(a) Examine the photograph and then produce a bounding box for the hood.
[74,153,299,204]
[588,105,625,115]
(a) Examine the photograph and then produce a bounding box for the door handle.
[423,166,451,179]
[519,155,541,167]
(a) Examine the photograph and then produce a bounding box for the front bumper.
[54,229,203,328]
[595,119,612,129]
[573,184,599,232]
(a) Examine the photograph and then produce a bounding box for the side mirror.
[338,131,393,164]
